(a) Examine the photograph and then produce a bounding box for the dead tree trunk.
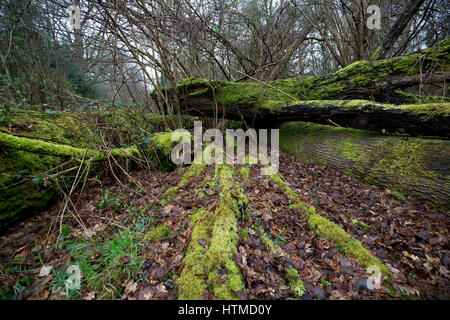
[279,122,450,210]
[155,39,450,137]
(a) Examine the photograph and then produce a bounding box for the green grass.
[69,230,144,299]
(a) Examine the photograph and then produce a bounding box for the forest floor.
[0,152,448,300]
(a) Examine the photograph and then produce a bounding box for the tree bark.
[279,122,450,210]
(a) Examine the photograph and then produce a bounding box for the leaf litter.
[0,153,448,300]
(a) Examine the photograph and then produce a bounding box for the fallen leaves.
[0,153,448,301]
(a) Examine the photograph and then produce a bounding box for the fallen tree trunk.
[155,39,450,137]
[279,122,450,210]
[0,132,141,160]
[0,131,178,230]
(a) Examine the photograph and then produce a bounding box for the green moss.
[179,164,206,187]
[195,174,212,199]
[267,173,298,200]
[267,170,391,278]
[336,138,361,162]
[351,219,371,231]
[0,132,141,161]
[177,209,214,300]
[307,213,390,277]
[370,138,437,187]
[239,166,251,183]
[152,131,191,156]
[177,165,246,300]
[0,111,98,146]
[402,103,450,118]
[144,224,170,242]
[258,228,287,257]
[285,268,306,298]
[0,149,61,227]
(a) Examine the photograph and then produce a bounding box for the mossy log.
[0,111,185,230]
[279,122,450,210]
[156,39,450,137]
[0,132,141,160]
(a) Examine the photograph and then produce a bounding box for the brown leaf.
[120,256,131,264]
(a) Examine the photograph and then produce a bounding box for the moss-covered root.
[305,209,389,276]
[177,165,246,300]
[258,227,306,298]
[239,166,252,183]
[285,268,307,298]
[0,131,188,162]
[164,163,206,199]
[164,143,217,199]
[177,209,214,299]
[268,172,391,278]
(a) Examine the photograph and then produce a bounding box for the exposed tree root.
[177,165,246,299]
[267,170,391,278]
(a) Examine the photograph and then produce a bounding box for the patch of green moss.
[285,267,306,298]
[239,166,251,183]
[351,219,371,231]
[370,138,437,187]
[267,171,391,278]
[0,132,141,160]
[258,228,287,257]
[152,131,191,156]
[144,224,170,242]
[195,174,212,199]
[267,173,298,200]
[0,149,61,228]
[177,165,246,300]
[177,209,214,299]
[307,213,390,277]
[179,164,206,187]
[336,138,361,162]
[402,103,450,118]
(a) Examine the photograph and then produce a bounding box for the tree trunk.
[155,39,450,137]
[0,131,179,230]
[279,122,450,210]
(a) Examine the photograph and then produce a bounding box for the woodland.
[0,0,449,301]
